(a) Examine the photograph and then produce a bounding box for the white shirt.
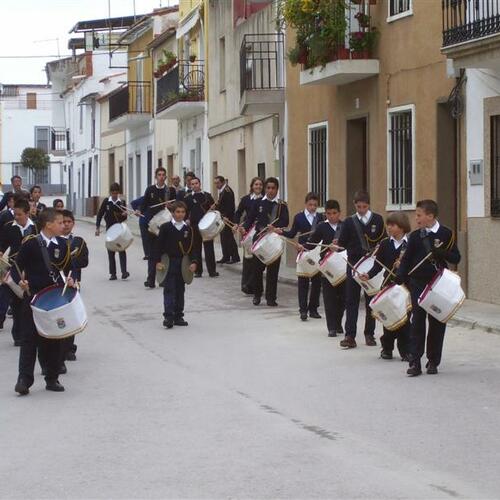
[357,210,372,225]
[108,196,122,205]
[40,231,58,246]
[250,193,262,201]
[155,184,166,190]
[304,209,316,226]
[218,184,227,195]
[13,219,34,235]
[173,220,185,231]
[328,222,339,232]
[262,195,279,203]
[390,234,408,250]
[426,221,440,234]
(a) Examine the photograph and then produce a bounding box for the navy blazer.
[234,194,261,224]
[283,211,324,245]
[307,220,343,258]
[243,198,289,238]
[367,237,407,281]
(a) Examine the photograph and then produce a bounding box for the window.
[219,37,226,92]
[79,104,84,134]
[26,92,37,109]
[491,115,500,217]
[387,105,415,209]
[147,149,153,186]
[308,123,328,206]
[257,162,266,180]
[388,0,412,21]
[136,153,142,198]
[35,126,50,152]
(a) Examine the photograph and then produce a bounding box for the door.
[346,117,368,207]
[135,153,142,198]
[128,156,134,202]
[167,155,174,179]
[147,149,153,187]
[109,152,116,187]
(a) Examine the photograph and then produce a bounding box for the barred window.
[388,107,414,208]
[308,123,328,206]
[389,0,412,18]
[35,126,50,153]
[491,115,500,217]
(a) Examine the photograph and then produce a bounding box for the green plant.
[349,27,378,52]
[21,148,49,178]
[162,50,176,64]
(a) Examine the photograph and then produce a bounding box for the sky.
[0,0,179,85]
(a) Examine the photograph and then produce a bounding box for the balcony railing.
[156,61,205,114]
[109,81,151,121]
[51,127,68,152]
[442,0,500,47]
[240,33,284,96]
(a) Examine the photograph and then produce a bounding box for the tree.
[20,147,50,184]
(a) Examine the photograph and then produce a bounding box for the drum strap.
[420,231,439,269]
[37,235,58,283]
[351,215,370,254]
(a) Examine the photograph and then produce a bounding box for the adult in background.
[214,176,240,265]
[30,185,46,214]
[53,199,64,210]
[0,175,29,210]
[171,175,182,193]
[176,171,195,201]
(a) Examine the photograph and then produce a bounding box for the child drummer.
[154,201,199,329]
[396,200,460,377]
[359,212,411,361]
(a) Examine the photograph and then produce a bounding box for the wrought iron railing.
[442,0,500,47]
[51,127,67,152]
[240,33,284,96]
[109,81,152,121]
[156,61,205,114]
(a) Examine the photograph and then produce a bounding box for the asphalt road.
[1,221,499,499]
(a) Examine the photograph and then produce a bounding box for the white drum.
[251,231,284,266]
[418,268,465,323]
[31,284,88,339]
[319,249,347,287]
[353,255,385,296]
[3,271,24,299]
[148,209,172,236]
[296,245,322,278]
[199,210,224,241]
[241,225,256,258]
[370,284,411,331]
[105,223,133,252]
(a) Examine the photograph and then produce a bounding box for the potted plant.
[189,54,196,63]
[287,45,308,66]
[355,11,371,29]
[349,27,378,58]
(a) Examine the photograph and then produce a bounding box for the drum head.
[105,223,122,241]
[199,211,216,230]
[182,255,194,285]
[156,254,170,286]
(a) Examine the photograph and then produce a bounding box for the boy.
[337,190,386,348]
[360,212,411,360]
[154,201,198,329]
[307,199,344,337]
[61,209,89,362]
[279,192,324,320]
[241,177,289,307]
[96,183,129,281]
[30,185,46,214]
[13,208,75,395]
[396,200,460,376]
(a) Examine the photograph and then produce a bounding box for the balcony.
[442,0,500,67]
[156,61,205,120]
[289,1,379,87]
[239,33,285,116]
[108,82,152,130]
[50,128,68,156]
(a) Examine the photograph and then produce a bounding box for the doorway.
[109,152,116,187]
[346,117,368,206]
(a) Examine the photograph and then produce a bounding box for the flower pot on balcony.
[154,70,162,78]
[189,55,196,63]
[298,48,308,65]
[351,50,370,59]
[335,47,351,60]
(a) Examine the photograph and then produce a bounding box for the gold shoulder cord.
[177,226,194,256]
[365,223,387,245]
[445,232,455,251]
[53,240,72,271]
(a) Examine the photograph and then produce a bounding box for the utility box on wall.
[469,159,484,186]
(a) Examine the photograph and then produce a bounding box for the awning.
[176,7,200,39]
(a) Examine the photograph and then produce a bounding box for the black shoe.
[144,281,155,288]
[328,330,337,338]
[109,275,117,281]
[174,319,188,326]
[253,296,261,306]
[15,378,30,396]
[426,362,438,375]
[217,259,230,264]
[194,273,202,278]
[230,258,241,264]
[163,318,174,329]
[143,256,149,260]
[46,380,65,392]
[0,321,3,330]
[209,272,220,278]
[66,351,77,361]
[59,363,67,375]
[309,310,322,319]
[122,272,130,280]
[407,364,422,377]
[267,300,278,307]
[365,335,377,347]
[300,312,308,321]
[380,350,393,360]
[400,354,410,362]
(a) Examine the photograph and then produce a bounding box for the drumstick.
[61,271,72,296]
[149,199,175,209]
[223,217,237,229]
[255,218,280,239]
[373,257,397,278]
[307,242,344,251]
[120,206,145,218]
[279,235,301,250]
[408,243,443,276]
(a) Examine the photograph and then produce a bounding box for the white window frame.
[387,0,413,23]
[386,104,416,211]
[307,121,329,208]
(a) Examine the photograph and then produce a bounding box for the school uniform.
[337,211,386,343]
[0,212,16,328]
[96,197,128,277]
[243,196,289,304]
[216,184,240,263]
[234,193,262,294]
[397,222,460,372]
[153,220,199,324]
[14,233,72,390]
[0,208,14,230]
[176,186,192,201]
[283,210,324,317]
[184,190,218,277]
[366,236,410,358]
[140,184,176,286]
[308,220,345,336]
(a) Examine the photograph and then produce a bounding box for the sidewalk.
[84,216,500,335]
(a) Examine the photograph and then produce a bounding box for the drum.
[370,284,411,331]
[198,211,224,241]
[148,209,172,236]
[319,249,347,287]
[296,245,322,278]
[251,231,284,266]
[418,268,465,323]
[353,255,385,296]
[31,284,88,339]
[3,271,24,299]
[241,225,256,259]
[0,254,11,281]
[105,223,133,252]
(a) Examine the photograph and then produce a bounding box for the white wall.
[179,111,208,186]
[126,124,154,202]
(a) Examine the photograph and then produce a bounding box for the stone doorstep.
[79,216,500,335]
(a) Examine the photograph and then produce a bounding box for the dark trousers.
[139,223,151,259]
[220,225,240,261]
[409,281,447,367]
[163,258,185,320]
[298,275,321,313]
[19,303,62,385]
[322,278,345,333]
[108,250,127,276]
[146,233,159,284]
[11,293,25,344]
[193,226,216,276]
[0,283,10,324]
[345,267,375,338]
[253,257,280,302]
[380,319,410,357]
[62,335,77,357]
[241,256,255,293]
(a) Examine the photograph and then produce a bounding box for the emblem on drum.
[57,318,66,329]
[430,305,442,315]
[378,312,387,321]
